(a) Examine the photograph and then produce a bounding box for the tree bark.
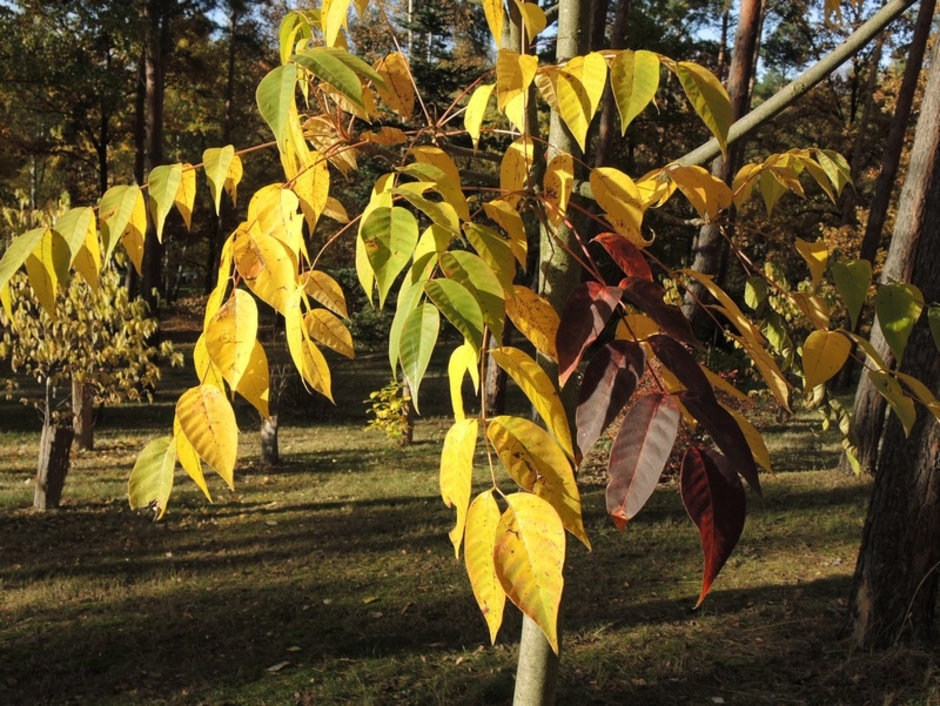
[34,380,74,510]
[844,29,940,475]
[847,34,940,649]
[72,378,95,452]
[261,414,279,465]
[681,0,761,336]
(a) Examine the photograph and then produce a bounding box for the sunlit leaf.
[448,341,480,421]
[868,369,916,437]
[147,163,184,242]
[291,150,331,233]
[306,308,355,358]
[175,385,238,488]
[674,61,732,157]
[441,419,479,557]
[439,250,505,339]
[483,0,504,42]
[375,52,414,118]
[544,152,574,226]
[128,436,176,520]
[590,168,648,246]
[795,238,828,290]
[320,0,352,47]
[465,491,505,644]
[500,135,534,208]
[576,340,645,455]
[99,185,146,266]
[802,330,851,390]
[232,226,297,315]
[593,232,653,281]
[506,285,559,360]
[205,289,259,391]
[303,269,348,318]
[426,278,485,353]
[204,145,236,216]
[359,206,419,308]
[667,165,732,220]
[465,83,495,150]
[610,49,660,134]
[482,199,527,264]
[399,303,440,412]
[174,417,211,501]
[875,282,924,365]
[235,341,271,419]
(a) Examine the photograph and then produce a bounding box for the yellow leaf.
[441,419,479,557]
[682,269,764,343]
[193,334,226,390]
[247,184,306,261]
[802,330,851,391]
[465,83,495,150]
[323,196,349,223]
[868,370,917,437]
[610,49,660,134]
[544,153,573,226]
[147,163,183,242]
[305,308,355,358]
[795,237,828,290]
[375,52,414,118]
[490,347,574,458]
[513,0,547,40]
[615,314,659,342]
[292,151,330,233]
[410,146,470,221]
[483,0,504,43]
[448,342,480,421]
[534,66,561,113]
[232,226,297,315]
[204,145,236,215]
[590,167,649,246]
[205,289,259,391]
[465,491,506,644]
[128,436,176,520]
[25,229,69,317]
[303,269,348,318]
[54,207,99,292]
[175,165,197,230]
[363,126,408,146]
[175,385,238,488]
[701,365,750,405]
[729,333,791,411]
[675,61,732,158]
[0,284,11,322]
[506,285,559,360]
[99,184,146,265]
[792,292,831,330]
[321,0,352,47]
[286,292,333,400]
[482,199,527,264]
[667,164,732,220]
[500,136,534,208]
[555,53,607,152]
[235,341,271,419]
[496,49,538,112]
[174,416,211,501]
[731,162,762,209]
[721,404,772,472]
[494,493,566,654]
[487,416,589,549]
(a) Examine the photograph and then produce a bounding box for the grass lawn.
[2,314,939,705]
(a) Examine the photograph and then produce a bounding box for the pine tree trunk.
[72,378,95,452]
[847,36,940,648]
[261,414,280,466]
[34,421,74,510]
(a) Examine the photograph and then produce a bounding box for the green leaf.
[868,370,917,437]
[399,303,440,413]
[875,283,924,365]
[128,436,177,520]
[425,278,485,353]
[0,227,46,291]
[204,145,236,215]
[831,259,872,330]
[292,47,366,108]
[675,61,732,158]
[359,206,419,308]
[256,63,298,153]
[439,250,506,339]
[610,49,660,135]
[744,276,767,311]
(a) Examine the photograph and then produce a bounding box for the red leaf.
[606,393,680,530]
[556,282,623,386]
[593,232,653,281]
[680,446,745,608]
[621,277,697,348]
[678,390,762,498]
[576,340,646,455]
[647,334,711,397]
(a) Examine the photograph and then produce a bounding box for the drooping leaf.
[490,347,574,458]
[465,83,495,150]
[868,370,917,437]
[610,49,660,134]
[306,308,355,358]
[729,332,791,410]
[482,199,527,264]
[680,446,746,608]
[831,259,872,331]
[802,330,851,390]
[99,185,146,266]
[590,168,648,246]
[410,146,470,221]
[439,250,506,339]
[493,492,566,654]
[174,165,197,230]
[555,53,607,151]
[399,303,440,412]
[425,278,485,353]
[496,49,538,113]
[448,342,480,421]
[359,206,419,308]
[24,229,69,316]
[616,314,660,342]
[232,227,297,316]
[593,232,653,281]
[291,151,331,232]
[235,341,271,419]
[128,436,177,520]
[486,415,588,548]
[791,292,831,330]
[667,165,732,220]
[174,417,211,502]
[375,52,414,118]
[721,403,772,472]
[606,392,680,530]
[441,419,479,557]
[621,277,697,347]
[293,46,365,108]
[205,289,259,391]
[544,152,574,226]
[483,0,504,42]
[556,282,622,386]
[193,334,225,390]
[147,163,184,242]
[875,283,924,365]
[576,339,645,455]
[463,223,516,294]
[204,145,236,216]
[513,0,547,39]
[320,0,352,47]
[175,385,238,488]
[795,238,828,289]
[681,269,764,344]
[506,285,560,360]
[675,61,732,157]
[816,149,852,197]
[285,293,334,401]
[464,490,506,644]
[303,269,348,318]
[500,135,534,208]
[53,207,99,291]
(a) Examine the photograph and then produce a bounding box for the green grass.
[2,328,940,705]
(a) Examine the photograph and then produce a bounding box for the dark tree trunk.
[593,0,631,168]
[401,378,415,446]
[261,414,279,465]
[34,381,74,510]
[681,0,762,335]
[847,35,940,648]
[844,30,940,475]
[72,378,95,452]
[484,322,511,416]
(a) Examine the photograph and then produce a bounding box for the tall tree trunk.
[593,0,631,168]
[847,39,940,644]
[33,380,74,510]
[513,1,592,704]
[843,16,939,475]
[681,0,762,335]
[72,378,95,452]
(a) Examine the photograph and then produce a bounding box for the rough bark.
[484,324,511,416]
[72,378,95,452]
[34,421,74,510]
[844,32,940,476]
[681,0,761,336]
[847,35,940,649]
[593,0,631,168]
[261,414,279,466]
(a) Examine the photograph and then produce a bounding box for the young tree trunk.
[261,414,279,465]
[681,0,762,336]
[847,35,940,648]
[34,421,74,510]
[72,378,95,452]
[484,323,511,416]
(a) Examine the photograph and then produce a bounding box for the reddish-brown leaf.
[647,334,711,397]
[576,340,646,455]
[556,282,623,386]
[621,277,697,348]
[678,390,762,498]
[606,393,680,530]
[680,446,746,608]
[593,232,653,281]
